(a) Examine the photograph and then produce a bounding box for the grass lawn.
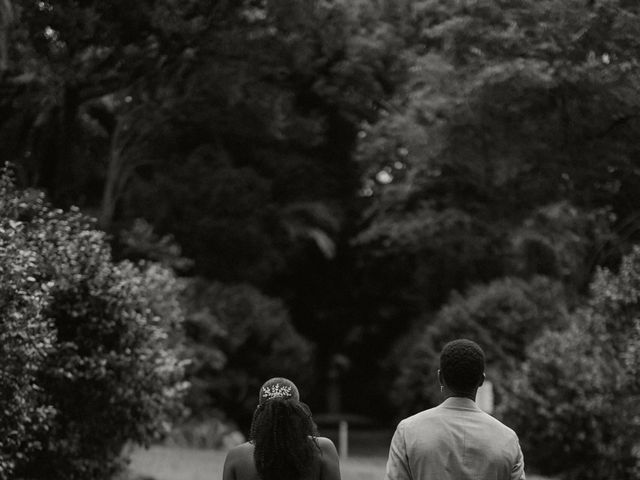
[128,446,555,480]
[128,446,386,480]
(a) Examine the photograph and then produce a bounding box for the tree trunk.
[0,0,13,72]
[39,85,79,200]
[99,104,156,229]
[99,120,125,230]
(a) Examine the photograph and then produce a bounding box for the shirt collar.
[440,396,482,412]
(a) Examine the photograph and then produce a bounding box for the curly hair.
[440,339,485,394]
[250,397,319,480]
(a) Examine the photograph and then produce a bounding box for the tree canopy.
[2,1,640,476]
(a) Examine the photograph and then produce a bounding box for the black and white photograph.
[1,1,639,479]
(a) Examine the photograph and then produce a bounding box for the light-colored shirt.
[385,397,525,480]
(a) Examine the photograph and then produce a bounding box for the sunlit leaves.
[0,166,186,480]
[354,0,640,330]
[500,246,640,479]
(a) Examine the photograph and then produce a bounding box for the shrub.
[500,247,640,480]
[182,279,314,431]
[390,276,568,417]
[510,202,616,291]
[0,198,56,478]
[0,167,187,480]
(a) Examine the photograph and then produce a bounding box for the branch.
[77,72,132,103]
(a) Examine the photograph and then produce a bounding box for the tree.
[0,166,186,480]
[389,275,568,418]
[500,246,640,480]
[2,0,413,421]
[1,0,227,209]
[356,0,640,285]
[0,0,12,70]
[182,280,313,432]
[7,0,640,428]
[108,0,414,416]
[352,0,640,374]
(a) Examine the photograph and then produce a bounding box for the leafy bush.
[500,247,640,480]
[0,167,187,480]
[390,276,568,417]
[182,279,314,431]
[510,202,617,291]
[118,218,193,273]
[0,199,56,479]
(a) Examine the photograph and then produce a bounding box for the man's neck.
[443,390,476,402]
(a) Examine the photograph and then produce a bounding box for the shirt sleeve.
[385,422,412,480]
[511,437,526,480]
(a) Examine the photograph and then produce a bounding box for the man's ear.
[479,372,486,387]
[437,369,443,386]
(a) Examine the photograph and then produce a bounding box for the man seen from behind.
[385,339,525,480]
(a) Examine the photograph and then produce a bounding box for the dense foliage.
[183,280,313,431]
[390,276,568,417]
[2,1,640,476]
[1,0,416,417]
[351,0,640,421]
[500,247,640,480]
[0,183,55,479]
[355,0,640,324]
[0,168,186,480]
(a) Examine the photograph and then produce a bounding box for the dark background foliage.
[1,1,640,478]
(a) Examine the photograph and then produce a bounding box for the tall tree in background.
[110,0,414,412]
[0,0,12,70]
[355,0,640,327]
[3,0,155,198]
[350,0,640,419]
[2,0,411,414]
[3,0,640,428]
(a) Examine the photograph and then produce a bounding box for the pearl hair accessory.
[261,383,293,400]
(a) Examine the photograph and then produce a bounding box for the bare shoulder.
[223,442,254,480]
[315,437,341,480]
[225,442,254,463]
[315,437,338,456]
[315,436,336,449]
